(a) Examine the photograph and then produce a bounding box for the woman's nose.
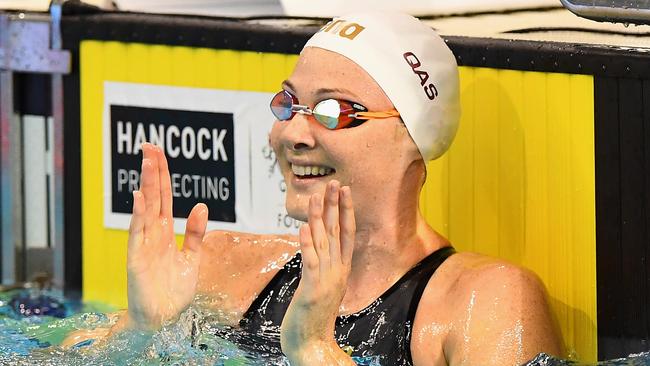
[280,113,316,151]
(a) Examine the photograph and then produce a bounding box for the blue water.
[0,288,648,365]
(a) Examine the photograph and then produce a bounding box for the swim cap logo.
[403,52,439,101]
[319,19,365,40]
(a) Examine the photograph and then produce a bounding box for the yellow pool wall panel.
[422,68,596,362]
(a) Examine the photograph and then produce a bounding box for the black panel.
[596,76,650,359]
[595,76,623,359]
[62,42,82,297]
[617,78,648,354]
[644,79,650,353]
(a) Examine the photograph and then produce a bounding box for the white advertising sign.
[103,82,300,235]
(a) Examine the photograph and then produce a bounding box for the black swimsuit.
[232,246,456,365]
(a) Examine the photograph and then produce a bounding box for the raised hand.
[280,180,357,365]
[126,143,209,330]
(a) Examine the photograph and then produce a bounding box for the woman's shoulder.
[444,251,543,290]
[428,250,547,307]
[412,250,562,364]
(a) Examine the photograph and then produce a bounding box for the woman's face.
[269,47,420,223]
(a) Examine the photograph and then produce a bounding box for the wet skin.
[66,47,564,365]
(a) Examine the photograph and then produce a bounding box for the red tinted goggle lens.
[270,90,295,121]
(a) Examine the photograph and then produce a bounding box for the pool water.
[524,353,650,366]
[0,288,648,365]
[0,289,383,365]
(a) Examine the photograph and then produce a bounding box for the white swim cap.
[303,11,460,161]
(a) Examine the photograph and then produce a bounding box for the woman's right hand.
[125,143,209,330]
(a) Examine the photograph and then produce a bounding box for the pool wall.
[5,3,645,362]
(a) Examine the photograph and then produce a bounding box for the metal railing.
[0,4,70,287]
[560,0,650,25]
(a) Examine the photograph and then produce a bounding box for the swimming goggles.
[270,90,400,130]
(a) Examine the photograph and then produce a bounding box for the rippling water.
[0,289,648,366]
[0,289,384,365]
[524,352,650,366]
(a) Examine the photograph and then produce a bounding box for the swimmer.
[68,11,564,365]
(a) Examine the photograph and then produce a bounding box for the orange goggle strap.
[332,109,401,129]
[352,110,401,120]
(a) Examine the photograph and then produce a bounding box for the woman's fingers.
[308,193,330,274]
[155,145,174,221]
[182,203,208,253]
[307,181,352,274]
[140,158,155,230]
[339,186,355,267]
[323,181,341,266]
[299,224,319,285]
[128,190,146,250]
[141,144,162,230]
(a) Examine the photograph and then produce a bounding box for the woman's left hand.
[280,180,357,364]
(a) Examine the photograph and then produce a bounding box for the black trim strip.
[417,5,565,19]
[240,6,565,21]
[60,12,650,79]
[644,79,650,357]
[447,35,650,79]
[62,43,82,296]
[62,1,563,22]
[503,27,650,37]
